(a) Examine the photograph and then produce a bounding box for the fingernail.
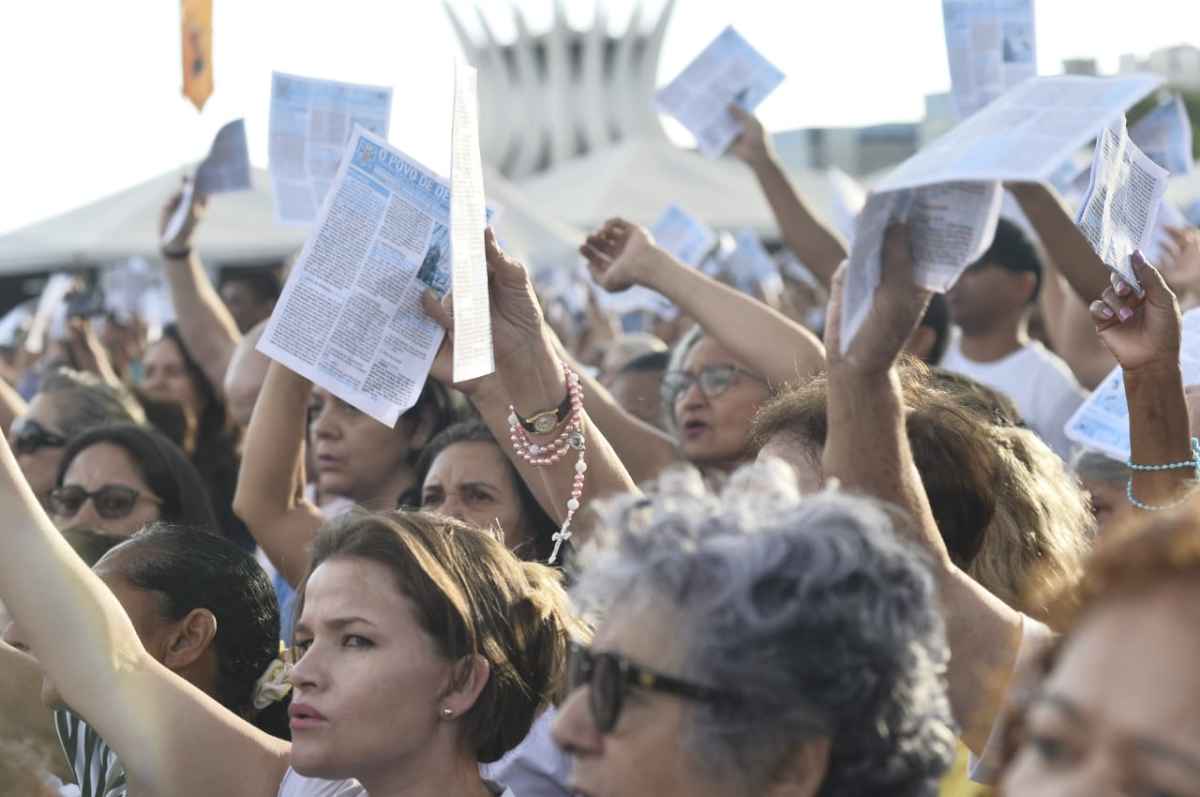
[1116,280,1131,296]
[1118,307,1133,322]
[1098,304,1114,319]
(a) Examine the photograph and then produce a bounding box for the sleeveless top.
[54,709,127,797]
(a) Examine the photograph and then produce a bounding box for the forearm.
[1011,183,1109,301]
[550,335,679,484]
[494,328,639,546]
[822,366,1020,753]
[643,252,826,387]
[1125,361,1193,505]
[748,153,847,288]
[161,251,241,394]
[232,362,323,585]
[1040,273,1115,389]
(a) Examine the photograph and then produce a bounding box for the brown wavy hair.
[295,509,590,762]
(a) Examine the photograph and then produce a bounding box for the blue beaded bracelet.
[1125,438,1200,511]
[1126,437,1200,473]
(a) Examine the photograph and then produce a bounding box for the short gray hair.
[38,369,144,439]
[572,462,956,796]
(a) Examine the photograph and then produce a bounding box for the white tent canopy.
[515,137,838,235]
[0,165,586,275]
[0,168,307,274]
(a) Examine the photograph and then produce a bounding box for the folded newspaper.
[655,26,784,158]
[1065,308,1200,461]
[840,73,1163,353]
[1075,115,1169,291]
[259,126,470,427]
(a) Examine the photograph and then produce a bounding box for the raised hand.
[579,218,664,293]
[158,177,209,255]
[825,223,931,376]
[728,104,771,166]
[423,228,546,384]
[1089,252,1181,373]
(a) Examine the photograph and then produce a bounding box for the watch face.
[534,415,558,434]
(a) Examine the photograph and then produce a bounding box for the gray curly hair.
[571,462,957,796]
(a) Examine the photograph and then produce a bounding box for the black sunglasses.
[10,419,68,456]
[49,484,163,521]
[567,643,735,733]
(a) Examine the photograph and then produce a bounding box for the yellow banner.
[181,0,213,111]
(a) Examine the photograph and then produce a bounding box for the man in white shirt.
[940,219,1087,460]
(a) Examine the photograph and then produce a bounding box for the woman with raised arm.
[819,224,1194,787]
[2,526,291,796]
[233,362,455,587]
[423,230,639,557]
[0,415,586,796]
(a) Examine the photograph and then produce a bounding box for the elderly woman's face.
[1001,580,1200,795]
[551,596,826,797]
[671,338,769,470]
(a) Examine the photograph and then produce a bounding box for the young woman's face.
[671,338,769,470]
[54,443,163,537]
[141,337,205,419]
[309,389,418,507]
[1001,580,1200,795]
[421,441,530,553]
[289,557,455,783]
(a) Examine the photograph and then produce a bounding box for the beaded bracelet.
[508,364,586,564]
[1124,437,1200,511]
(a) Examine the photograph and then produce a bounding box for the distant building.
[1062,58,1099,76]
[771,123,920,178]
[446,0,674,179]
[1119,44,1200,91]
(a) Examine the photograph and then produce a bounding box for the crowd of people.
[0,90,1199,797]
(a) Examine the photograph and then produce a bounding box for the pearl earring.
[441,707,454,718]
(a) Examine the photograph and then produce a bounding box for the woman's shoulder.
[276,768,364,797]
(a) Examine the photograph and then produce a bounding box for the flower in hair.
[252,656,293,710]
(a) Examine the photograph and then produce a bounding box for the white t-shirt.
[276,770,516,797]
[940,333,1087,460]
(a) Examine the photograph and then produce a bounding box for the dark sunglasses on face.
[567,643,735,734]
[10,419,68,456]
[49,484,163,521]
[660,364,764,406]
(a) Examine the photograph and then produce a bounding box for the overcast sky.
[0,0,1195,235]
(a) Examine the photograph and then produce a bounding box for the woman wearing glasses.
[552,465,956,796]
[580,219,825,477]
[50,423,217,538]
[8,368,143,508]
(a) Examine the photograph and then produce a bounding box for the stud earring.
[441,706,454,718]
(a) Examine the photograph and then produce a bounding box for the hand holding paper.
[1089,252,1181,374]
[826,223,932,377]
[160,178,208,254]
[424,229,545,374]
[727,104,771,166]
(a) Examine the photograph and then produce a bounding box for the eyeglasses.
[49,485,163,521]
[660,364,764,406]
[10,419,68,456]
[567,643,735,733]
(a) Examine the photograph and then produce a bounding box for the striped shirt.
[54,709,127,797]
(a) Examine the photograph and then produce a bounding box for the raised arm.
[0,435,288,797]
[425,230,639,553]
[1089,252,1193,507]
[232,361,324,586]
[1009,182,1114,387]
[729,105,848,288]
[158,182,243,396]
[582,219,826,389]
[820,225,1022,754]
